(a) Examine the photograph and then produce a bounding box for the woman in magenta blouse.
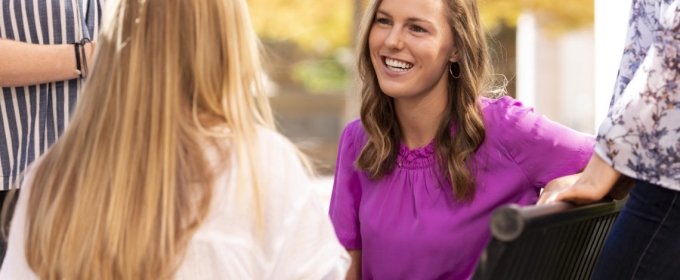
[329,0,595,279]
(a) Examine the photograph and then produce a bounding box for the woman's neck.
[394,88,448,150]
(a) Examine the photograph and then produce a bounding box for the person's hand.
[537,154,621,205]
[541,173,582,201]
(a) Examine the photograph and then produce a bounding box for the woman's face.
[368,0,458,100]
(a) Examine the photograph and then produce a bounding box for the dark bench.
[472,198,628,280]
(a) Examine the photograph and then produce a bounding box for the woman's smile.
[383,56,414,72]
[380,56,415,77]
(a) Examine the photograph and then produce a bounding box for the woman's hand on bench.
[541,173,582,200]
[537,154,625,205]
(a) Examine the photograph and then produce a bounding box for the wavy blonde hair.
[10,0,276,278]
[355,0,494,201]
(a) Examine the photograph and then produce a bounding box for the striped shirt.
[0,0,103,190]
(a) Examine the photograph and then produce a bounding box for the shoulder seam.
[493,104,537,189]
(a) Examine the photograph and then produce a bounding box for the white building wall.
[516,2,632,135]
[594,0,632,132]
[559,30,595,133]
[516,13,594,134]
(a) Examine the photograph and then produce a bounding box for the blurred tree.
[247,0,353,53]
[246,0,594,94]
[247,0,593,51]
[479,0,594,33]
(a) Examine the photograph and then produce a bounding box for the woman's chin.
[381,89,414,100]
[378,83,412,99]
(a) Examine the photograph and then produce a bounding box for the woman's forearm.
[346,250,361,280]
[0,39,86,87]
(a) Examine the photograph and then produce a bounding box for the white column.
[516,12,562,125]
[516,13,537,109]
[594,0,632,133]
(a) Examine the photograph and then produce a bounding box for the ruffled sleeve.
[329,120,364,250]
[489,97,595,188]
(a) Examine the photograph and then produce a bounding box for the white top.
[595,0,680,190]
[0,127,350,279]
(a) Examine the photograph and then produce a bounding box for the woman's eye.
[375,18,390,25]
[410,25,426,33]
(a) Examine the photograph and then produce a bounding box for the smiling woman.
[358,0,490,202]
[368,0,457,104]
[328,0,597,279]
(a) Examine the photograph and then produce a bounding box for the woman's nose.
[384,28,404,50]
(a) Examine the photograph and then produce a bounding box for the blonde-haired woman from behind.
[0,0,350,279]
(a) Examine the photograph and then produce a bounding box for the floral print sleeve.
[596,0,680,190]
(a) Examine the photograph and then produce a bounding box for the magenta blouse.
[329,96,595,280]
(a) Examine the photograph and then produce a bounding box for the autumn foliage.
[247,0,594,50]
[479,0,594,33]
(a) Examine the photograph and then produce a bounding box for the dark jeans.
[592,180,680,280]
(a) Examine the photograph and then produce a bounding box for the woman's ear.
[450,49,459,63]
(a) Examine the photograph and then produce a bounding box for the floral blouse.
[596,0,680,190]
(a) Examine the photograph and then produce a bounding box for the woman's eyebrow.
[406,17,434,25]
[376,10,434,26]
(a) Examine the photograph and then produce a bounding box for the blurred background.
[245,0,632,208]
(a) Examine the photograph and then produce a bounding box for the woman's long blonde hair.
[16,0,275,278]
[355,0,493,201]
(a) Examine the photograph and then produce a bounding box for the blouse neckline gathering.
[397,141,437,169]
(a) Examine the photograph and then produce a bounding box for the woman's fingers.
[538,154,622,205]
[538,182,609,205]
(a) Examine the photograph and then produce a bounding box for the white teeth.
[385,58,413,71]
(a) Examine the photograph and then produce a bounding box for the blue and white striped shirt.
[0,0,103,190]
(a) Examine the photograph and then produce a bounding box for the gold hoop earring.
[449,62,461,79]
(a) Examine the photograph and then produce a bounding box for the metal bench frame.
[472,198,627,280]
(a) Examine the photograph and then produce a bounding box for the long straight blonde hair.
[18,0,275,278]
